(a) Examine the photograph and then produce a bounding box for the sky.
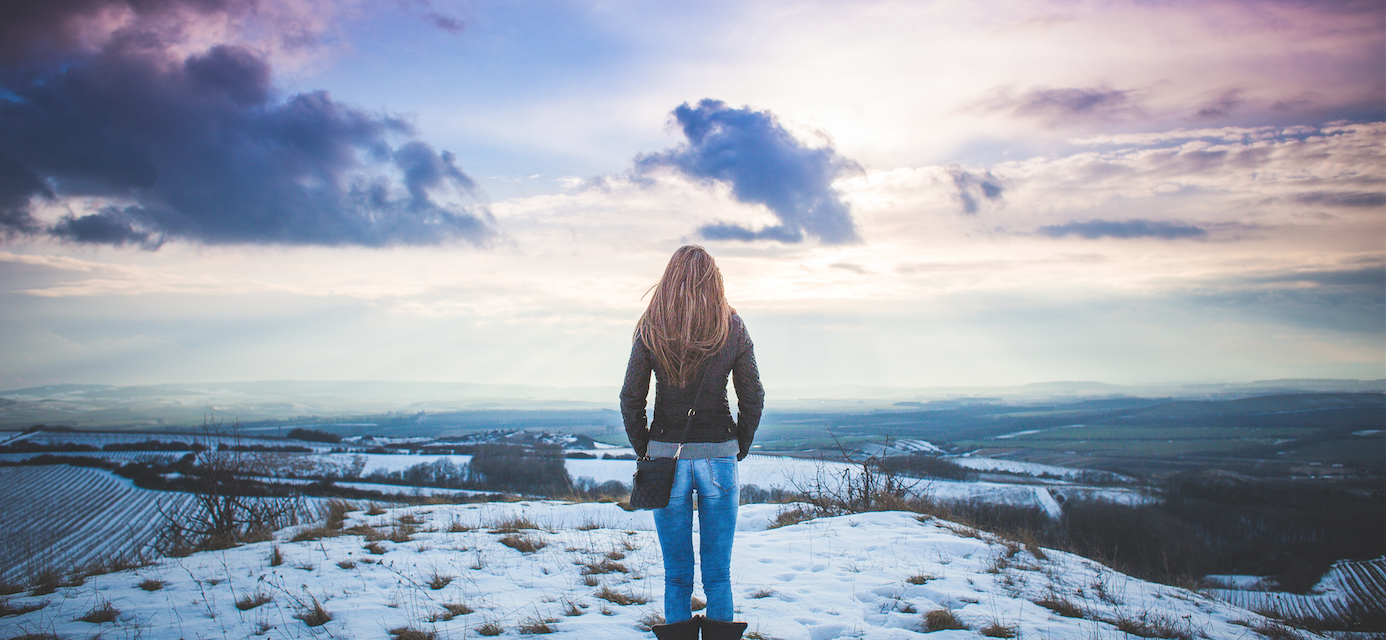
[0,0,1382,393]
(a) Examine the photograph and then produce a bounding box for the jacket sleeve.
[731,322,764,461]
[619,338,653,458]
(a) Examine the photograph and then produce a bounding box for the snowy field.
[0,500,1313,640]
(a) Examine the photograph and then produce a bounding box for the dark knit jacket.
[619,313,764,460]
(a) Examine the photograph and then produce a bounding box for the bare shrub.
[158,418,304,551]
[923,609,967,632]
[469,443,571,495]
[594,586,647,605]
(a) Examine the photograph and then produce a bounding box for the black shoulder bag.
[629,370,706,510]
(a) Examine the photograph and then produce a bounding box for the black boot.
[651,616,701,640]
[700,617,748,640]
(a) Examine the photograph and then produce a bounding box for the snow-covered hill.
[0,500,1316,640]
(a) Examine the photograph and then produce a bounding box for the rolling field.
[0,466,329,585]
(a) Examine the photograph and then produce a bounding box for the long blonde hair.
[636,245,734,388]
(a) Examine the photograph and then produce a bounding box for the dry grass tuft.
[397,513,424,526]
[337,560,356,570]
[388,626,436,640]
[980,622,1017,637]
[636,611,664,631]
[905,573,935,585]
[475,620,504,636]
[388,525,416,543]
[1230,619,1303,640]
[499,534,546,553]
[0,598,48,617]
[1111,612,1195,640]
[77,601,119,623]
[291,525,342,543]
[427,571,454,590]
[923,608,967,632]
[366,503,386,516]
[489,515,539,533]
[750,587,776,599]
[268,545,284,567]
[138,578,165,591]
[580,559,629,575]
[364,542,387,555]
[236,592,272,611]
[593,586,648,605]
[447,519,475,533]
[563,600,584,616]
[1035,596,1084,618]
[768,507,814,529]
[519,616,557,634]
[295,597,332,627]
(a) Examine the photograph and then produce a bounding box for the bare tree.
[158,417,302,550]
[790,433,927,516]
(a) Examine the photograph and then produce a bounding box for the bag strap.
[673,366,709,460]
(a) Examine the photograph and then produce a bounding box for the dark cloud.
[635,99,861,245]
[1245,265,1385,288]
[1037,219,1208,240]
[830,262,869,275]
[0,0,496,248]
[1294,191,1386,208]
[978,85,1138,126]
[1195,89,1244,119]
[946,165,1004,215]
[50,205,159,248]
[426,13,467,33]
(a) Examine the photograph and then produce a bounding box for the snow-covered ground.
[949,456,1130,483]
[0,500,1314,640]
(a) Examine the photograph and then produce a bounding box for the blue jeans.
[653,455,739,623]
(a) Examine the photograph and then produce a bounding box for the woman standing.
[620,245,763,640]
